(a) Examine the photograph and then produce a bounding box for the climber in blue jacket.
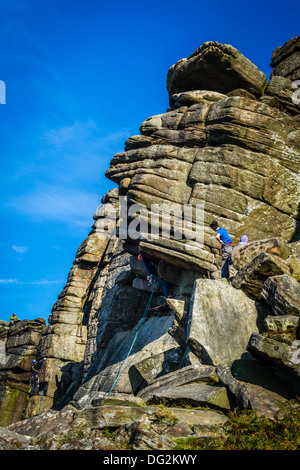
[210,220,233,279]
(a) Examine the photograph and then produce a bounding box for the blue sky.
[0,0,299,323]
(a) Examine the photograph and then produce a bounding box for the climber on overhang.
[137,244,172,298]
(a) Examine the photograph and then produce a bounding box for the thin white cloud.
[8,184,101,227]
[28,119,129,186]
[12,245,28,254]
[44,119,98,146]
[7,119,126,230]
[44,120,129,148]
[0,279,64,285]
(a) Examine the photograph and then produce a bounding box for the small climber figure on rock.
[209,220,233,279]
[137,244,172,298]
[9,313,19,324]
[30,358,45,396]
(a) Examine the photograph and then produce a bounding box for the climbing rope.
[107,280,156,396]
[38,394,44,415]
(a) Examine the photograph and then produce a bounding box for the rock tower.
[0,38,299,448]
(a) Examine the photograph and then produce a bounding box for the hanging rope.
[38,395,44,415]
[107,280,156,396]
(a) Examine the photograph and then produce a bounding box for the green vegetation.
[154,406,179,426]
[0,384,22,427]
[59,428,85,444]
[174,405,300,450]
[101,427,117,439]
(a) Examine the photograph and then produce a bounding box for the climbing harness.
[147,274,156,286]
[107,280,157,396]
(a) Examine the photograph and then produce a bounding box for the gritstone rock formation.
[0,37,299,449]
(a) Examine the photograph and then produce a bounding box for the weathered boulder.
[231,252,291,300]
[7,405,118,450]
[167,41,267,101]
[232,238,291,271]
[271,36,300,82]
[23,395,54,419]
[112,406,227,448]
[137,363,218,401]
[138,239,217,275]
[8,405,75,438]
[216,362,289,419]
[38,426,116,451]
[0,427,32,450]
[186,279,263,365]
[74,404,162,430]
[3,400,228,450]
[261,274,300,316]
[128,347,184,395]
[160,407,228,438]
[171,89,227,108]
[91,392,146,407]
[149,382,230,411]
[265,76,300,115]
[263,315,300,336]
[113,415,177,450]
[247,332,300,378]
[267,36,300,117]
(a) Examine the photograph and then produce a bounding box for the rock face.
[0,37,299,447]
[261,274,300,316]
[167,41,268,99]
[2,401,228,450]
[271,36,300,82]
[186,279,262,365]
[0,319,46,426]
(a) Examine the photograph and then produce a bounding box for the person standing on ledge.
[209,220,233,279]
